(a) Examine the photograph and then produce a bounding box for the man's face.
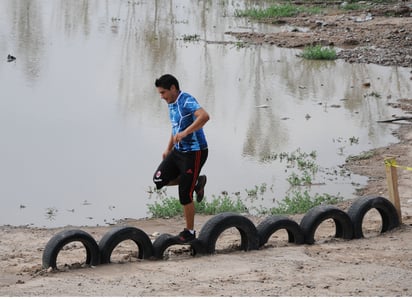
[157,85,178,104]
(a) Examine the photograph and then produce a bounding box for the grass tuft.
[147,193,248,218]
[301,45,337,60]
[269,190,342,215]
[235,4,322,20]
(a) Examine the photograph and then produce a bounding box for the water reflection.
[0,0,410,227]
[7,0,45,82]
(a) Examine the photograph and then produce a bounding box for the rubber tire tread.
[300,205,353,245]
[197,212,259,254]
[152,233,182,260]
[256,215,305,247]
[347,195,400,239]
[42,229,100,269]
[99,226,153,264]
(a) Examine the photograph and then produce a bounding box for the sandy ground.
[1,2,412,297]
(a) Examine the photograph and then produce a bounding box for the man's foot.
[195,175,207,203]
[177,228,196,243]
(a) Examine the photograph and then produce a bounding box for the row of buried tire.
[42,195,401,270]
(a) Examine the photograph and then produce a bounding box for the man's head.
[155,74,180,104]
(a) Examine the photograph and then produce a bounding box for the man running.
[153,74,209,243]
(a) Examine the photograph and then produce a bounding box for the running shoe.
[177,229,196,243]
[195,175,207,203]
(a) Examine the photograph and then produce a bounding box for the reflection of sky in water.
[0,0,411,227]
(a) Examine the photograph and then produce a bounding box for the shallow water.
[1,0,410,227]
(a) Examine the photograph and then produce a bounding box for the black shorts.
[153,148,208,205]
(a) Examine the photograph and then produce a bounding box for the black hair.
[155,74,180,91]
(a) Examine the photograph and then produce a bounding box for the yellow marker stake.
[384,158,412,171]
[384,157,402,223]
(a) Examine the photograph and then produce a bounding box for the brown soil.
[226,1,412,67]
[1,2,412,296]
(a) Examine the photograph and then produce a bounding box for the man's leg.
[175,150,203,242]
[183,201,195,230]
[153,151,179,189]
[167,177,180,186]
[179,149,208,230]
[177,201,196,243]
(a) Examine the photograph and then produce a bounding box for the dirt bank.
[1,2,412,296]
[226,1,412,67]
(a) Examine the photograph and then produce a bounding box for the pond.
[1,0,410,228]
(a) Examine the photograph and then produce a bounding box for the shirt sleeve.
[183,95,201,113]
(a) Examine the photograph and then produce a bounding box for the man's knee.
[179,196,192,205]
[179,188,193,205]
[153,170,165,189]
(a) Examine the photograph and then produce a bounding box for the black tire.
[42,229,100,269]
[256,215,305,247]
[99,226,153,264]
[152,233,180,260]
[300,205,353,245]
[188,239,206,256]
[348,195,400,239]
[197,212,259,254]
[152,233,206,259]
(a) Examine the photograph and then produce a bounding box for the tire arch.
[197,212,259,254]
[300,205,353,245]
[152,233,179,259]
[347,195,400,239]
[257,215,305,247]
[98,226,153,264]
[152,233,205,259]
[42,229,100,269]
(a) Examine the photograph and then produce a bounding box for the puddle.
[0,0,410,227]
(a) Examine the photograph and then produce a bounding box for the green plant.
[235,4,322,20]
[301,45,337,60]
[245,183,268,201]
[234,41,247,49]
[147,196,183,218]
[45,207,58,220]
[263,148,319,187]
[147,192,248,218]
[346,150,375,162]
[364,91,382,98]
[270,191,342,215]
[181,34,200,41]
[341,3,362,10]
[349,136,359,145]
[286,170,313,186]
[196,193,248,214]
[147,186,168,199]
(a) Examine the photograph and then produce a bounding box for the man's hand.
[172,108,209,145]
[162,149,171,160]
[173,132,186,144]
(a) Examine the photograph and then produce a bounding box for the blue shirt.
[169,91,208,152]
